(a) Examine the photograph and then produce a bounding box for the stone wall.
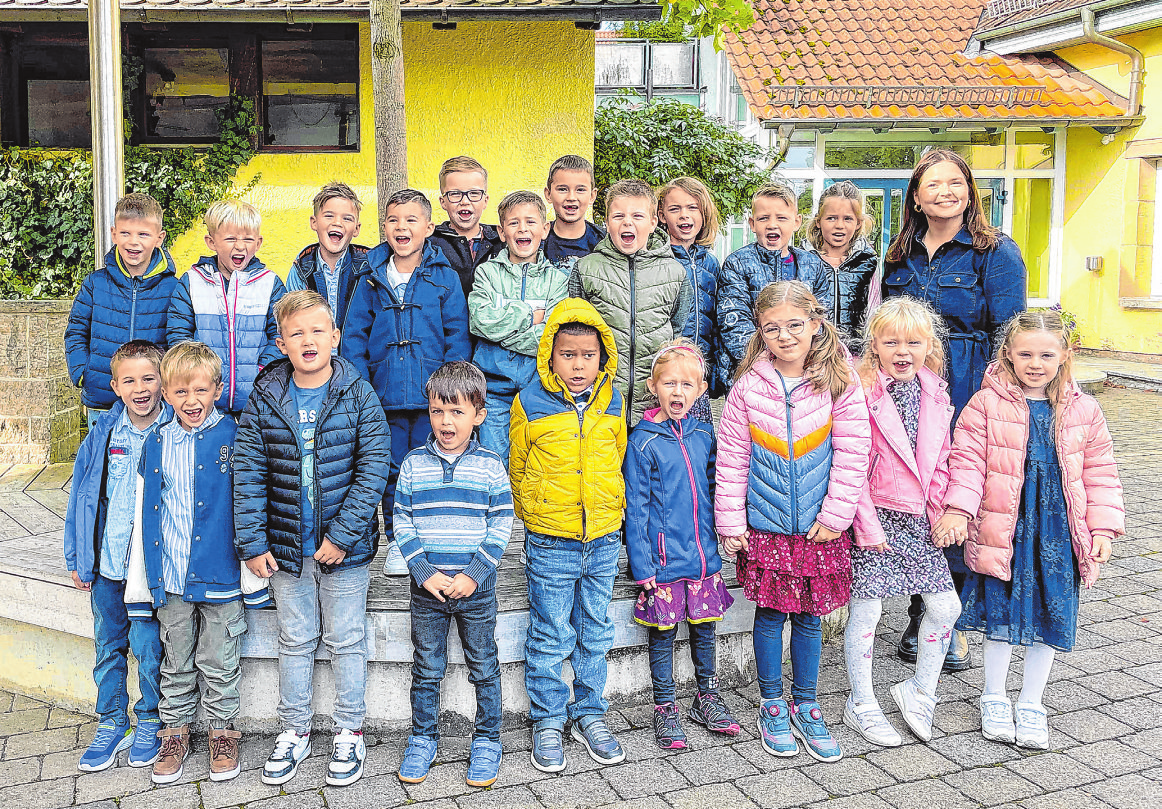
[0,300,80,463]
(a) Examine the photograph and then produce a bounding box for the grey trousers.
[156,597,246,726]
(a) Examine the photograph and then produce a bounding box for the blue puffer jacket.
[672,244,721,393]
[285,243,372,331]
[715,243,832,387]
[65,247,179,408]
[883,227,1026,418]
[341,241,471,411]
[167,256,286,413]
[624,411,721,585]
[802,239,879,350]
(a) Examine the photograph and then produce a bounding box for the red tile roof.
[725,0,1125,123]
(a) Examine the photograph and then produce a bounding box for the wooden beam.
[369,0,407,230]
[0,33,18,146]
[228,31,260,150]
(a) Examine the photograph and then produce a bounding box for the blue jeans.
[410,580,501,741]
[478,391,513,464]
[524,530,621,731]
[753,608,822,703]
[384,410,431,544]
[270,558,371,732]
[91,575,163,726]
[648,621,718,704]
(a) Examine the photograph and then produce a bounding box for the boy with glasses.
[430,156,504,300]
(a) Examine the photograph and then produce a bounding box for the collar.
[114,248,168,279]
[319,248,348,274]
[163,407,224,439]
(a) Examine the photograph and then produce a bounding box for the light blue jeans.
[524,530,621,731]
[477,391,514,464]
[270,558,371,732]
[91,575,162,726]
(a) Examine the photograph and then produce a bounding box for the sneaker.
[757,698,798,757]
[261,729,312,785]
[688,690,741,736]
[570,718,626,765]
[980,695,1016,743]
[327,728,366,787]
[530,727,567,773]
[398,734,438,783]
[127,718,163,767]
[79,720,132,772]
[208,726,242,782]
[842,698,902,747]
[465,737,503,787]
[151,725,190,784]
[652,703,687,749]
[790,700,843,763]
[890,678,938,742]
[383,542,409,576]
[1014,702,1050,750]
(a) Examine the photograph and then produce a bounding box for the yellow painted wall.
[1058,30,1162,353]
[170,21,596,278]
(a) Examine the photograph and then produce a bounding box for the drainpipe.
[88,0,124,261]
[1080,7,1144,116]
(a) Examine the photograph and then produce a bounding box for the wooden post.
[369,0,408,231]
[229,33,261,151]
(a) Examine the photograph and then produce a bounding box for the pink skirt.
[736,529,852,616]
[633,572,735,630]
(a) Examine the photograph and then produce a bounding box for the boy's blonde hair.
[204,199,261,236]
[162,341,223,387]
[439,156,488,188]
[110,339,164,378]
[546,154,595,187]
[605,179,655,209]
[312,181,362,215]
[751,183,799,211]
[651,337,707,381]
[275,289,335,332]
[498,190,547,224]
[806,180,872,253]
[115,193,164,228]
[657,177,720,248]
[996,309,1075,406]
[858,296,946,385]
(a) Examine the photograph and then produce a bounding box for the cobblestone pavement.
[2,387,1161,809]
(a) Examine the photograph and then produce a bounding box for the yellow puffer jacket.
[509,298,627,540]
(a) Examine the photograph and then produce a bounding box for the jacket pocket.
[883,267,913,291]
[658,532,667,568]
[935,271,979,316]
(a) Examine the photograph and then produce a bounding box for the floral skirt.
[633,572,734,631]
[736,529,852,616]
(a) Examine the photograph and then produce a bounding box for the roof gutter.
[1080,6,1144,116]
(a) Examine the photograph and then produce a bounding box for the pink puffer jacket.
[854,367,954,548]
[943,363,1125,587]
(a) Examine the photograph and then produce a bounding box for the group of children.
[62,151,1124,792]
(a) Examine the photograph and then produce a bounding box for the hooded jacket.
[625,410,722,586]
[672,243,721,393]
[568,229,694,424]
[802,239,878,349]
[469,248,570,398]
[429,222,505,300]
[285,243,372,331]
[943,363,1125,588]
[167,255,286,413]
[510,299,627,541]
[341,240,471,411]
[715,357,870,537]
[65,247,179,409]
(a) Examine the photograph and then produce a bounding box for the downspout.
[1080,7,1144,116]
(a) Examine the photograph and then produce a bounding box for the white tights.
[846,591,962,704]
[982,638,1056,706]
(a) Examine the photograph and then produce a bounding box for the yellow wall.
[170,21,596,277]
[1058,30,1162,353]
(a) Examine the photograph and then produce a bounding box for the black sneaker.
[653,703,687,749]
[688,691,741,736]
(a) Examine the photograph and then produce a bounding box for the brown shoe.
[151,725,190,785]
[209,726,242,781]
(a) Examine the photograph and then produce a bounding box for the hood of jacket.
[535,298,619,397]
[190,254,269,284]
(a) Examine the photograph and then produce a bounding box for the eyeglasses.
[761,321,807,338]
[441,189,485,203]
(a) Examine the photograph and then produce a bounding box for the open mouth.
[515,237,532,249]
[677,223,694,233]
[230,254,247,269]
[619,231,637,246]
[132,394,153,409]
[893,360,913,373]
[326,228,345,244]
[438,429,458,444]
[394,235,412,248]
[667,400,686,414]
[183,407,204,424]
[456,208,474,220]
[302,350,318,362]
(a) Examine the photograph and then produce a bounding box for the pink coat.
[853,367,954,548]
[944,363,1125,588]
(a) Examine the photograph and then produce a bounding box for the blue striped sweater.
[394,436,514,590]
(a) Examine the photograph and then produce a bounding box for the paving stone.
[246,792,326,809]
[592,797,670,809]
[39,748,85,781]
[617,728,687,763]
[0,690,14,712]
[877,778,981,809]
[1050,709,1134,743]
[1042,681,1109,712]
[1075,671,1156,700]
[1125,662,1162,687]
[0,707,49,736]
[736,770,828,808]
[943,767,1041,806]
[1063,740,1159,777]
[456,784,542,809]
[664,781,759,809]
[74,761,154,803]
[2,725,78,759]
[929,731,1023,768]
[320,771,408,809]
[806,794,895,809]
[72,801,119,809]
[118,783,201,809]
[10,695,49,711]
[1005,752,1104,789]
[0,755,41,787]
[529,770,617,808]
[1109,640,1162,665]
[0,776,76,809]
[1018,788,1117,809]
[601,758,689,800]
[44,707,90,730]
[400,762,475,802]
[362,739,405,778]
[932,698,983,736]
[731,738,820,773]
[1101,696,1162,730]
[199,768,281,809]
[1087,773,1162,809]
[666,744,758,786]
[1124,727,1162,758]
[866,743,960,781]
[801,756,896,796]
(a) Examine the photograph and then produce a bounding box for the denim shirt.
[98,409,155,580]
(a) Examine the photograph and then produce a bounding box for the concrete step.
[1075,354,1162,394]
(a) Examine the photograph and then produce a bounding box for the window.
[28,80,89,147]
[262,40,358,149]
[650,43,695,87]
[595,43,646,87]
[143,48,229,142]
[595,39,701,100]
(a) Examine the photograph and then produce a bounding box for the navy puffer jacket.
[233,356,391,576]
[672,244,721,394]
[803,239,878,350]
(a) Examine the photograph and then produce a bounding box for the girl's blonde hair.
[995,309,1075,405]
[651,337,707,380]
[656,177,720,248]
[806,180,872,253]
[858,296,946,385]
[735,281,852,400]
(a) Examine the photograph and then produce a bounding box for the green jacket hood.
[590,227,673,265]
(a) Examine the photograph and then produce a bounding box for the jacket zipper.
[658,532,667,567]
[782,374,801,534]
[576,400,586,539]
[682,249,699,348]
[628,255,637,417]
[129,277,140,340]
[672,419,707,578]
[220,272,238,411]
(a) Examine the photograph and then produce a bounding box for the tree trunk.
[369,0,408,231]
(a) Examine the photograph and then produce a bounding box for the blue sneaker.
[466,737,503,787]
[127,718,163,767]
[757,699,799,757]
[79,720,132,772]
[530,727,567,773]
[570,718,625,765]
[790,700,843,763]
[397,735,438,784]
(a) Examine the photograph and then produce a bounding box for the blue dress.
[957,399,1079,651]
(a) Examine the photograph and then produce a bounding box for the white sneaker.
[383,542,409,576]
[890,679,937,742]
[1014,702,1050,750]
[842,697,902,747]
[261,729,311,785]
[327,728,366,787]
[980,695,1016,743]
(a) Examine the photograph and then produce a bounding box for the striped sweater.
[394,436,514,590]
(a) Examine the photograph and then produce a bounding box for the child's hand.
[806,522,841,544]
[640,577,657,591]
[70,570,91,591]
[532,309,546,325]
[1090,532,1113,564]
[314,537,347,566]
[867,542,890,553]
[422,572,455,602]
[245,552,279,578]
[721,534,747,556]
[934,511,970,547]
[443,573,479,599]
